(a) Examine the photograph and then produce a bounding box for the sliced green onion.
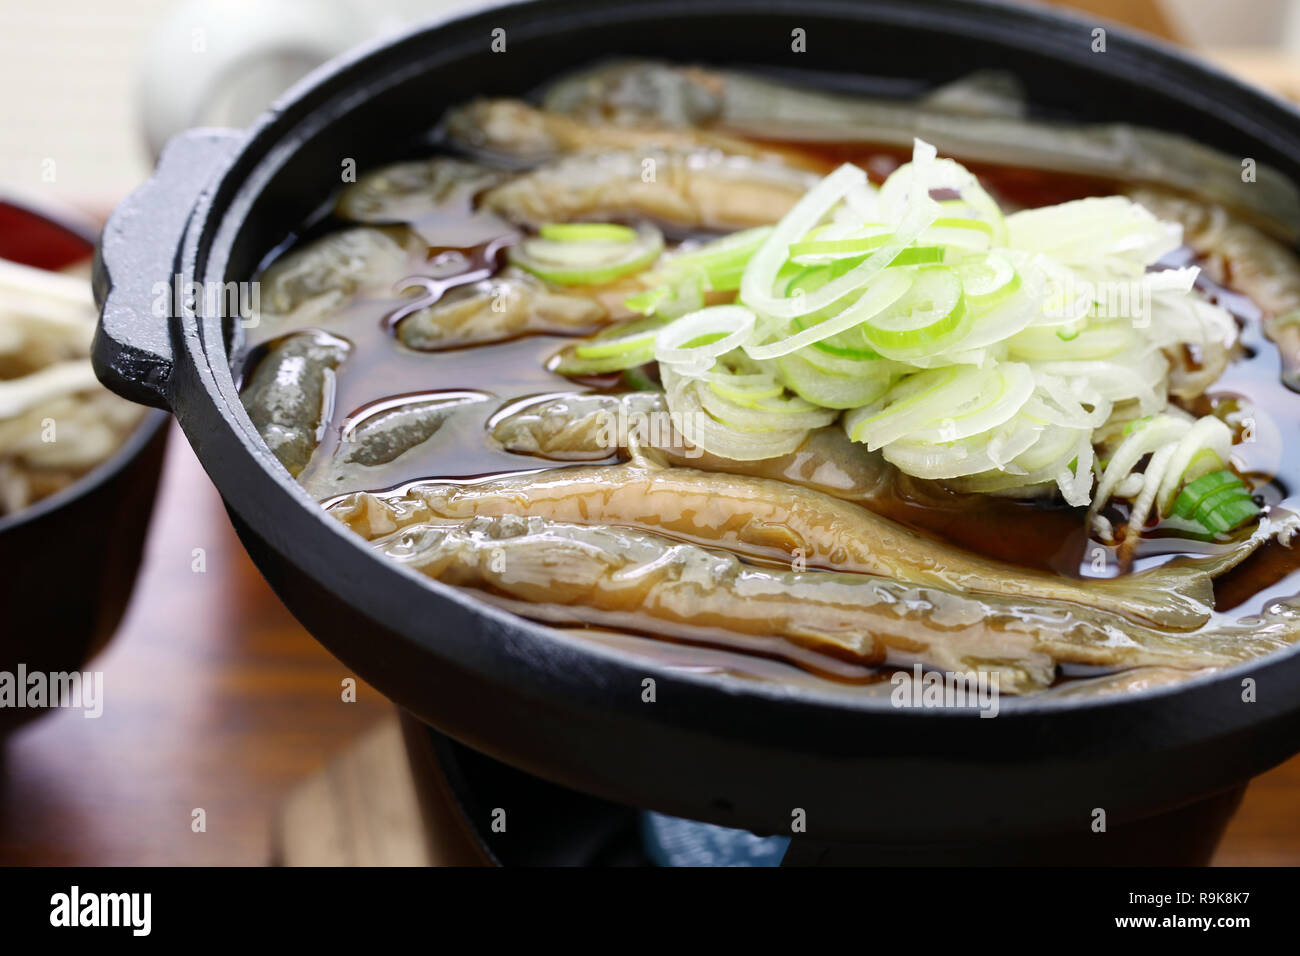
[550,344,652,377]
[635,140,1239,499]
[539,222,638,243]
[707,374,785,406]
[738,163,871,321]
[621,365,659,392]
[625,229,771,318]
[625,271,706,319]
[923,216,995,251]
[551,314,668,376]
[654,305,756,371]
[576,328,658,360]
[1171,469,1247,519]
[624,286,671,316]
[661,367,818,461]
[776,351,898,409]
[1189,484,1254,527]
[783,260,881,355]
[744,268,913,361]
[1010,320,1138,361]
[785,261,858,299]
[740,154,939,323]
[1200,496,1261,534]
[1006,196,1180,277]
[846,362,1034,450]
[1154,416,1232,516]
[860,266,968,359]
[935,217,994,235]
[789,235,945,266]
[511,222,663,285]
[803,326,884,360]
[697,382,834,431]
[655,227,772,290]
[1091,414,1191,516]
[956,254,1021,312]
[877,156,1008,246]
[846,364,983,449]
[1166,465,1264,536]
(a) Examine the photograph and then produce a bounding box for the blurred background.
[5,0,1300,210]
[1,0,1298,866]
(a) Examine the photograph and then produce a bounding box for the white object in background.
[137,0,364,158]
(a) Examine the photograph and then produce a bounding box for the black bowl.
[92,0,1300,855]
[0,200,169,734]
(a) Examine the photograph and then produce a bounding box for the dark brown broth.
[240,145,1300,692]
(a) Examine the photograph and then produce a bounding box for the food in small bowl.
[0,255,144,515]
[236,60,1300,700]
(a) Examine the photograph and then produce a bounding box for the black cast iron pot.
[91,0,1300,860]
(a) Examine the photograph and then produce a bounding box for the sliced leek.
[543,140,1247,525]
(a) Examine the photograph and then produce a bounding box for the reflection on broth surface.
[239,62,1300,698]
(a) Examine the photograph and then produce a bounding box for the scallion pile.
[542,139,1259,537]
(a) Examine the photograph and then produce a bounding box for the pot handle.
[92,128,242,410]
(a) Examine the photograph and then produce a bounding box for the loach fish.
[335,157,507,223]
[489,390,671,460]
[334,157,515,248]
[256,226,416,323]
[241,330,351,476]
[330,461,1220,629]
[490,390,896,500]
[299,391,492,500]
[1129,187,1300,393]
[541,60,1300,237]
[396,268,610,351]
[363,513,1292,694]
[443,98,829,171]
[479,149,817,232]
[339,392,490,468]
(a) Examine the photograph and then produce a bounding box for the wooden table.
[0,428,389,865]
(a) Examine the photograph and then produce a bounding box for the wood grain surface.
[0,430,389,865]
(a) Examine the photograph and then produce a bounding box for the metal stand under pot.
[394,713,1245,867]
